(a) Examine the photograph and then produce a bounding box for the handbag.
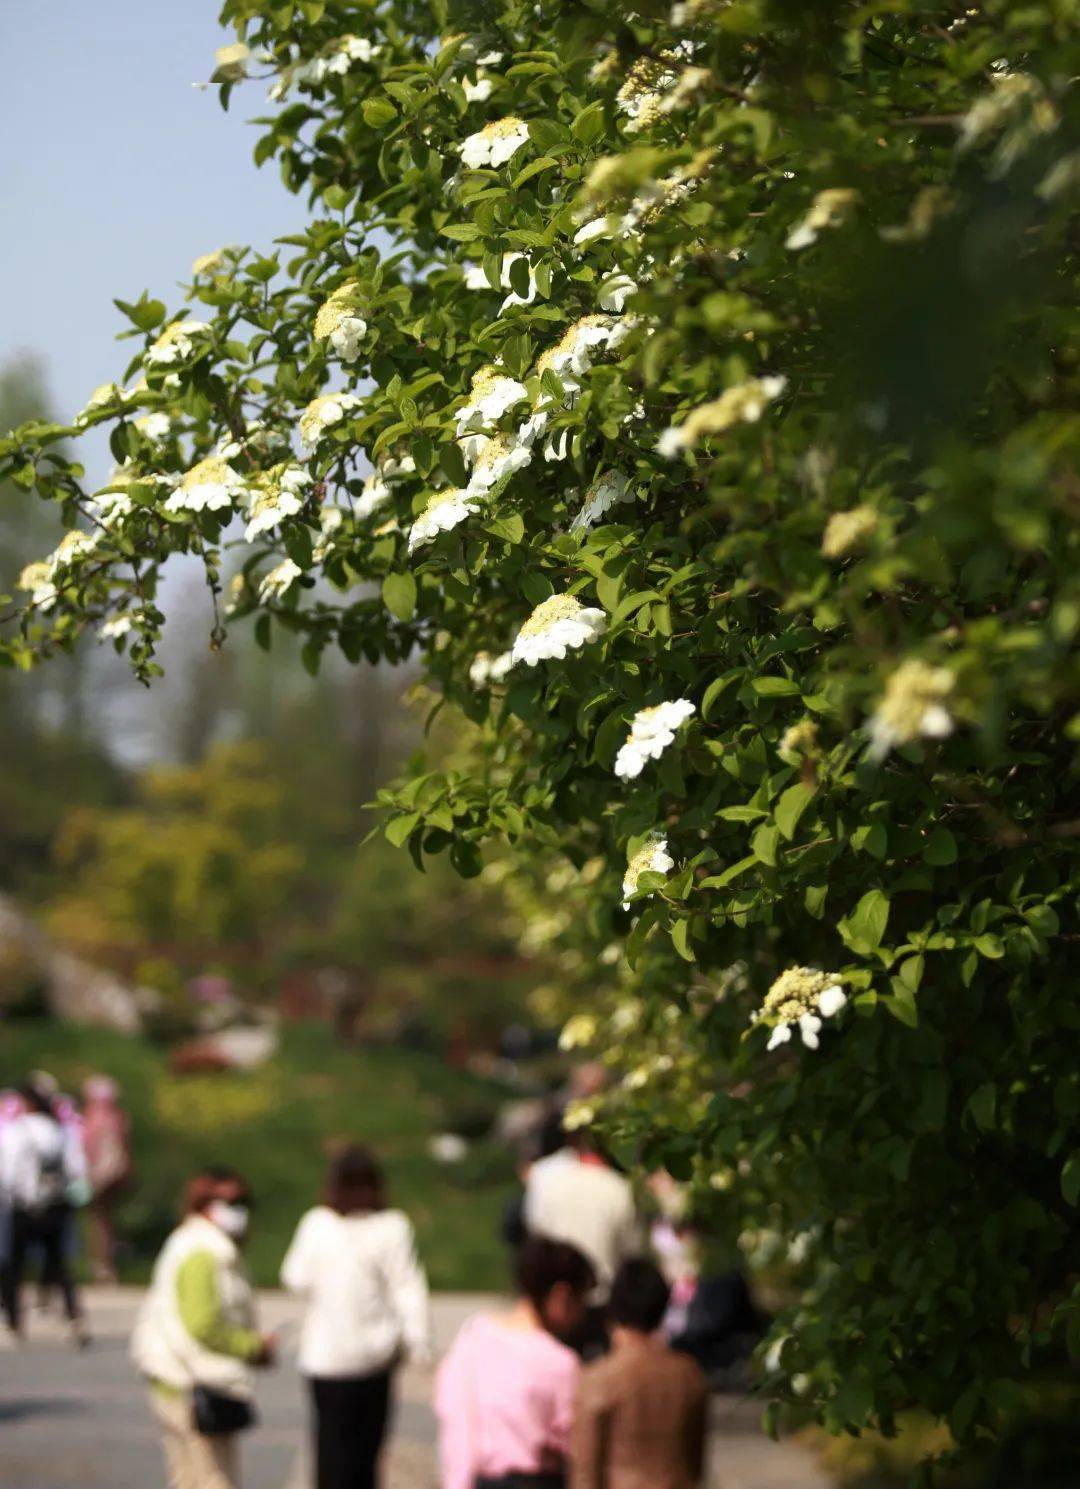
[192,1385,256,1436]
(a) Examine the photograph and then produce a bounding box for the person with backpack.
[0,1080,89,1346]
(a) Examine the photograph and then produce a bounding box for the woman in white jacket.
[281,1144,431,1489]
[132,1166,276,1489]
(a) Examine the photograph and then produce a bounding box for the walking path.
[0,1288,829,1489]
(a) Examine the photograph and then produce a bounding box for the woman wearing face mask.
[132,1166,276,1489]
[435,1236,595,1489]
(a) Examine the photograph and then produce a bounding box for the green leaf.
[775,782,815,841]
[751,675,802,697]
[362,96,399,129]
[571,102,606,145]
[752,824,780,866]
[385,810,420,847]
[974,933,1005,959]
[841,889,891,955]
[924,827,959,865]
[671,917,695,962]
[1062,1153,1080,1207]
[439,442,468,487]
[382,571,417,621]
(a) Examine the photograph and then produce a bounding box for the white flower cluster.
[356,452,417,520]
[74,381,135,426]
[459,116,530,169]
[408,489,480,552]
[146,319,211,367]
[164,456,245,515]
[658,375,786,458]
[752,966,847,1052]
[867,659,954,760]
[511,594,607,666]
[299,392,360,447]
[464,433,533,497]
[314,284,368,363]
[616,57,680,132]
[270,35,382,99]
[258,558,302,603]
[18,529,99,611]
[468,649,514,688]
[821,505,877,558]
[785,188,858,251]
[570,469,637,531]
[456,366,528,435]
[958,72,1059,175]
[614,699,696,780]
[243,464,311,541]
[621,834,675,909]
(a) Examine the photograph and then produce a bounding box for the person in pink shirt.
[435,1237,595,1489]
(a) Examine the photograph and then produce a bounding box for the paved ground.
[0,1289,829,1489]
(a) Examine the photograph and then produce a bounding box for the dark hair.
[515,1236,595,1308]
[609,1258,671,1333]
[325,1144,385,1215]
[185,1165,251,1216]
[19,1083,55,1118]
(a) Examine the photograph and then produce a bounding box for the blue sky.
[2,1,298,481]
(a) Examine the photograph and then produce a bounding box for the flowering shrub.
[2,0,1079,1462]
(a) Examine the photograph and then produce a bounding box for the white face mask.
[207,1200,250,1240]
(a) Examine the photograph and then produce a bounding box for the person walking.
[0,1080,89,1346]
[435,1236,594,1489]
[281,1144,430,1489]
[523,1132,643,1303]
[131,1166,276,1489]
[82,1075,132,1282]
[570,1259,708,1489]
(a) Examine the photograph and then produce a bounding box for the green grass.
[0,1020,518,1290]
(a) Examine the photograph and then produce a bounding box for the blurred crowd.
[0,1068,131,1344]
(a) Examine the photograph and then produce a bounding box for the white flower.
[570,469,637,531]
[535,314,628,401]
[617,58,679,132]
[462,252,539,310]
[868,659,954,760]
[258,558,303,602]
[99,614,135,641]
[821,505,877,558]
[299,392,360,446]
[17,561,59,610]
[165,456,245,514]
[598,274,637,313]
[817,984,847,1019]
[459,116,530,169]
[512,593,607,667]
[786,189,858,251]
[543,429,572,462]
[314,284,368,362]
[74,382,129,426]
[657,375,787,458]
[134,412,172,443]
[465,434,532,496]
[754,967,847,1053]
[192,247,229,276]
[462,76,494,103]
[408,489,480,552]
[573,216,616,247]
[428,1133,469,1164]
[614,699,696,780]
[243,464,311,541]
[469,649,515,688]
[622,834,675,908]
[214,41,251,78]
[271,35,382,97]
[146,320,211,366]
[356,453,417,519]
[455,366,528,435]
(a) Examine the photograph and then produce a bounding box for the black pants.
[1,1205,81,1333]
[308,1370,392,1489]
